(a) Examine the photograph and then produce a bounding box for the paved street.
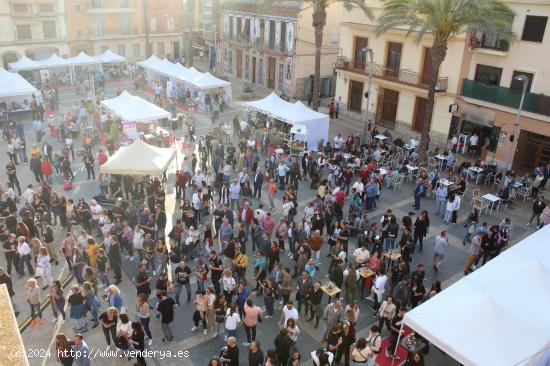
[2,74,539,366]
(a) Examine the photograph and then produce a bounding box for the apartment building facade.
[217,0,342,99]
[66,0,183,62]
[335,0,466,149]
[454,2,550,171]
[0,0,69,67]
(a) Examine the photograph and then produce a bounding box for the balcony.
[461,79,550,118]
[87,0,137,14]
[89,26,140,40]
[336,56,448,92]
[472,31,510,55]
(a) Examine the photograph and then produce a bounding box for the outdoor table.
[358,267,376,300]
[404,144,415,152]
[437,179,453,187]
[400,333,428,355]
[378,168,388,176]
[375,135,388,142]
[383,250,402,268]
[468,167,484,184]
[511,181,523,190]
[482,193,501,214]
[343,153,353,160]
[321,284,341,303]
[434,154,447,170]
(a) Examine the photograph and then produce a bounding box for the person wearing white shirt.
[228,180,241,211]
[17,236,34,275]
[224,307,241,338]
[192,171,206,187]
[311,350,334,366]
[469,133,479,155]
[451,135,458,153]
[90,199,102,235]
[280,302,299,327]
[333,134,344,151]
[276,163,289,189]
[22,185,34,204]
[371,270,388,311]
[133,226,145,256]
[353,246,370,266]
[352,180,364,195]
[435,185,448,217]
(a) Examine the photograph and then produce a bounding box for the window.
[229,16,233,39]
[120,17,130,34]
[166,16,174,32]
[353,37,369,70]
[510,71,534,92]
[149,17,157,32]
[330,27,339,44]
[74,4,80,12]
[77,30,83,38]
[91,0,101,9]
[117,45,126,57]
[280,22,286,51]
[474,64,502,86]
[132,43,140,58]
[42,21,56,38]
[120,0,129,8]
[94,19,104,36]
[16,25,32,40]
[13,4,29,13]
[412,97,428,132]
[157,42,164,56]
[39,4,54,13]
[521,15,547,42]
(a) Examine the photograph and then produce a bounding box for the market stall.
[94,49,126,63]
[35,54,71,85]
[8,56,42,72]
[100,90,171,123]
[100,139,176,176]
[0,68,38,114]
[400,224,550,366]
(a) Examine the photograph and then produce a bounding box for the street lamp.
[504,74,528,171]
[361,47,374,144]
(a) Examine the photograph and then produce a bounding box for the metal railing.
[336,56,448,92]
[461,79,550,118]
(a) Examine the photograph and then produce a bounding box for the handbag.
[215,314,225,323]
[467,224,475,234]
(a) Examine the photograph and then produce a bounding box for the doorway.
[173,41,180,60]
[348,80,363,113]
[377,87,399,129]
[268,57,276,89]
[252,56,257,83]
[236,49,243,78]
[385,42,402,78]
[412,96,428,131]
[514,130,550,172]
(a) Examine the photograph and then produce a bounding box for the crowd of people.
[1,77,549,366]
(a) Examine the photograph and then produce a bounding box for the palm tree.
[262,0,373,111]
[376,0,514,160]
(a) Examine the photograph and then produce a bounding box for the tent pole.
[390,322,405,366]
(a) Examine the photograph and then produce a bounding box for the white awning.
[100,90,171,122]
[67,51,102,66]
[0,68,38,98]
[94,49,126,63]
[8,56,42,71]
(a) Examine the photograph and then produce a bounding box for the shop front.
[514,130,550,172]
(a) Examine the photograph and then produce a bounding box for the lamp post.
[504,74,528,171]
[361,47,374,144]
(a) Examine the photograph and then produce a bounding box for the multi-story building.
[217,0,342,98]
[335,0,464,148]
[0,0,69,67]
[454,2,550,171]
[202,0,219,69]
[66,0,183,63]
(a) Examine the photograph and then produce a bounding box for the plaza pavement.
[1,73,538,366]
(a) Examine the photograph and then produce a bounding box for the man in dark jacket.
[252,168,264,199]
[108,239,122,284]
[274,328,293,365]
[248,341,264,366]
[30,155,43,183]
[528,196,546,228]
[392,275,412,310]
[155,205,167,240]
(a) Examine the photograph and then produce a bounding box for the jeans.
[312,249,320,265]
[19,254,34,275]
[73,266,84,284]
[98,271,110,287]
[436,199,446,216]
[384,237,396,251]
[225,328,237,338]
[414,195,421,209]
[366,196,376,211]
[102,326,117,345]
[29,303,42,320]
[139,316,153,339]
[278,176,285,189]
[74,316,87,332]
[413,233,424,252]
[268,193,275,209]
[244,325,256,343]
[174,282,191,304]
[264,296,274,316]
[444,209,453,224]
[161,323,173,340]
[230,198,240,211]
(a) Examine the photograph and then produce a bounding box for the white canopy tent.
[193,72,231,89]
[273,101,329,150]
[245,92,293,115]
[8,56,42,71]
[67,52,102,66]
[100,139,176,176]
[37,54,69,68]
[402,224,550,366]
[94,49,126,63]
[0,68,38,98]
[100,91,171,122]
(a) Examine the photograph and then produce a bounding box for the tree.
[376,0,514,160]
[263,0,373,111]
